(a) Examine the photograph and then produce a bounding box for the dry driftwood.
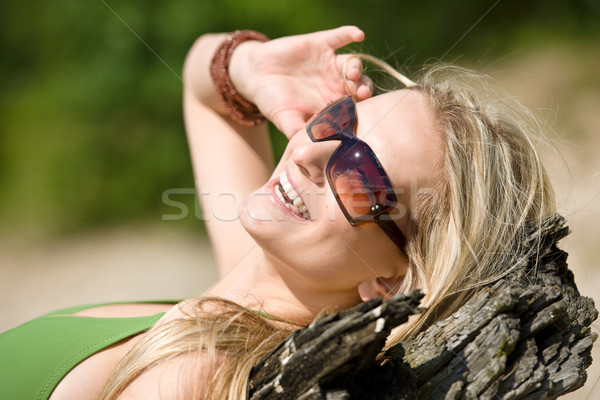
[247,214,598,399]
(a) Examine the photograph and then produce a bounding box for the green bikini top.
[0,302,176,400]
[0,301,295,399]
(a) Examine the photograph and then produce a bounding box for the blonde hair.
[101,61,556,398]
[99,298,293,399]
[382,63,556,343]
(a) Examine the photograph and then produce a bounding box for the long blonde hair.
[100,62,556,398]
[384,63,556,343]
[99,298,294,399]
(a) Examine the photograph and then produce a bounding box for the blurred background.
[1,0,599,397]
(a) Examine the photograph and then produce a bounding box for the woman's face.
[241,89,443,294]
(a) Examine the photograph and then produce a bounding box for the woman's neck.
[204,247,361,325]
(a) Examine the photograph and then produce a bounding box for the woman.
[0,26,555,399]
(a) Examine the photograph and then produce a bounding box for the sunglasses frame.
[306,95,407,251]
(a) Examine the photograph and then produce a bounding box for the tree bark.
[248,215,598,399]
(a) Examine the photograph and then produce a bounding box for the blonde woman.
[0,26,555,399]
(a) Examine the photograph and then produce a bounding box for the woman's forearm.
[182,32,274,275]
[182,33,263,118]
[182,33,228,114]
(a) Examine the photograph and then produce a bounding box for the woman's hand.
[229,26,372,138]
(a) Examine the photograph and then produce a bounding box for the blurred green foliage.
[0,0,598,235]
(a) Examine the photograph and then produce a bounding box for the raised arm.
[182,27,372,276]
[183,34,273,276]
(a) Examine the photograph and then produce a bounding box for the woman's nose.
[291,133,338,184]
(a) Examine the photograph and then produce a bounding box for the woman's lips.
[279,169,309,218]
[266,173,309,221]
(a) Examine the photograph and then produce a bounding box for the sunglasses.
[306,95,407,252]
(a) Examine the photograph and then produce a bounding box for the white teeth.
[282,181,293,193]
[277,170,310,220]
[274,185,291,210]
[280,171,302,205]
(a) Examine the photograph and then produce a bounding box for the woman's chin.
[240,191,277,234]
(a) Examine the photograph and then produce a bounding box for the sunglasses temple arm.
[376,218,407,252]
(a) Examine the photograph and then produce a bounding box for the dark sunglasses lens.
[309,98,355,140]
[328,143,394,218]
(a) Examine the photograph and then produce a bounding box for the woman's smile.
[266,170,311,222]
[274,169,310,220]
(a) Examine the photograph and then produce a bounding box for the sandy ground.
[1,44,599,397]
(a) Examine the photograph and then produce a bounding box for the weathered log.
[247,214,597,399]
[248,291,424,399]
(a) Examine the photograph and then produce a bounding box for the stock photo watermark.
[161,177,438,223]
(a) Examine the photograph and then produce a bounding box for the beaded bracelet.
[209,30,269,126]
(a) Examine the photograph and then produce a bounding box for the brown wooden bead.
[209,30,269,126]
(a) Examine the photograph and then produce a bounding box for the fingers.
[339,55,363,82]
[343,75,373,101]
[322,26,365,50]
[355,75,373,100]
[339,55,372,100]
